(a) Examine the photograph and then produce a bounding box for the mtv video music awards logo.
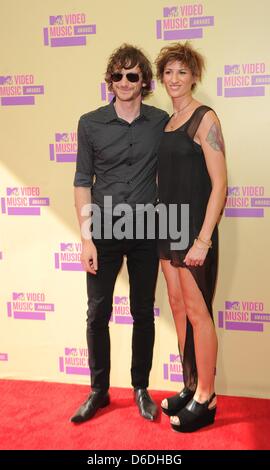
[156,4,214,40]
[111,295,160,324]
[225,186,270,218]
[218,301,270,333]
[100,80,156,103]
[163,354,183,383]
[59,347,89,375]
[0,74,44,106]
[100,83,115,103]
[54,242,83,271]
[0,353,8,362]
[217,62,270,98]
[49,132,77,163]
[1,187,50,216]
[7,292,55,320]
[43,13,96,47]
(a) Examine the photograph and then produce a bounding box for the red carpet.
[0,379,269,450]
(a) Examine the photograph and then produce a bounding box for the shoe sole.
[140,412,157,421]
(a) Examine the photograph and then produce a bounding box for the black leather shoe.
[70,391,110,423]
[134,388,157,421]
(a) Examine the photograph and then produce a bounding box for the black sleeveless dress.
[157,105,218,391]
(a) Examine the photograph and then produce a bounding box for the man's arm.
[74,187,98,274]
[74,117,97,274]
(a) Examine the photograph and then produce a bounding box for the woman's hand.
[183,239,209,266]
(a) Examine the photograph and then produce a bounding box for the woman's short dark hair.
[155,41,205,90]
[105,43,153,98]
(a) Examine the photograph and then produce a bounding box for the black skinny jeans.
[86,215,159,392]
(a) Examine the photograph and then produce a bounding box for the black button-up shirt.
[74,99,168,210]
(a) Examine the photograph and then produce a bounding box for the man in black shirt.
[71,44,168,423]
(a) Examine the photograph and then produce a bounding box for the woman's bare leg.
[160,260,187,409]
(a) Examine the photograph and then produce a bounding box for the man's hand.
[81,240,98,274]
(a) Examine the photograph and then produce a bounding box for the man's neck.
[114,97,142,123]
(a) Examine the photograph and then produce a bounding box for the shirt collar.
[103,97,150,123]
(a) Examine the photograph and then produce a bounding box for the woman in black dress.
[155,42,227,432]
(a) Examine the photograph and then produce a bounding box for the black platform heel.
[170,392,217,432]
[161,387,195,417]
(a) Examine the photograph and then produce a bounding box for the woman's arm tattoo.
[206,122,225,153]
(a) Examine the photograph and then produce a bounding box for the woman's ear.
[193,74,198,85]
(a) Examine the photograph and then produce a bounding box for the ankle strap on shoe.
[207,393,216,405]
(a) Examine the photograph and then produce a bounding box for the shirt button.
[129,143,133,146]
[127,181,130,185]
[128,162,132,166]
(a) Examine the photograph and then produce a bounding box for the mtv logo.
[6,187,19,196]
[65,347,77,356]
[225,301,240,310]
[227,187,240,196]
[13,292,25,300]
[114,296,128,305]
[163,7,178,17]
[55,133,69,142]
[224,64,240,75]
[150,80,156,91]
[170,354,180,363]
[50,15,63,25]
[0,75,13,85]
[60,243,73,252]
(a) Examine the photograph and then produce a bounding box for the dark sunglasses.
[111,72,141,83]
